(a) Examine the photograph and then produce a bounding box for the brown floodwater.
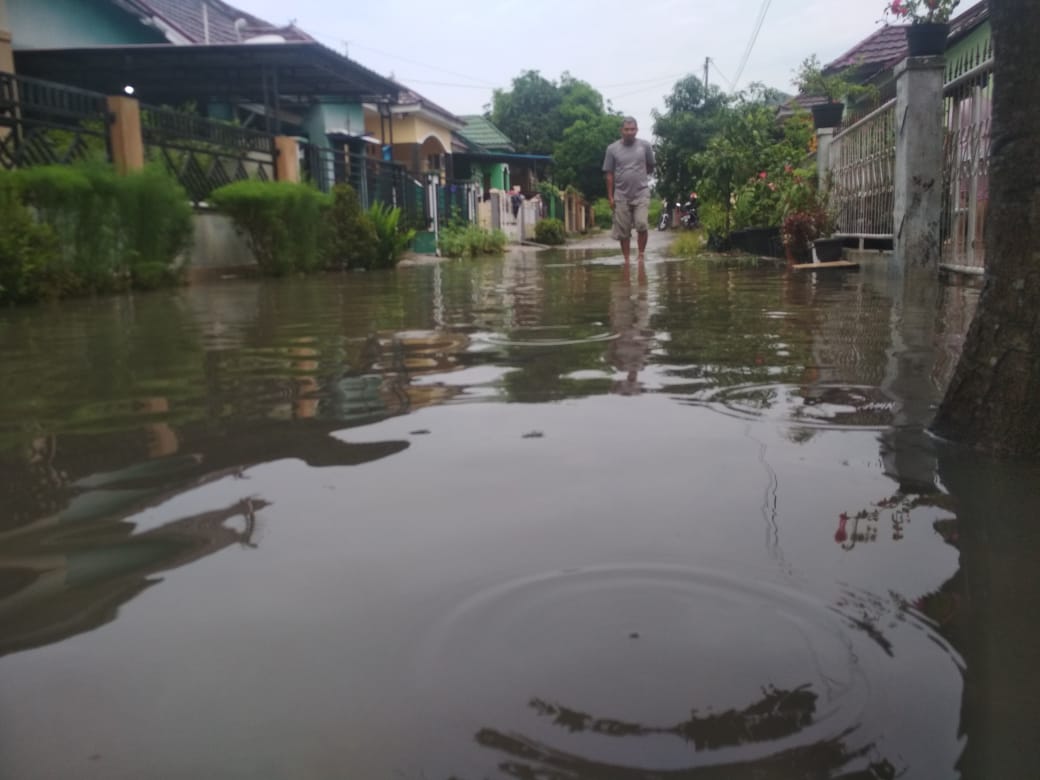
[1,242,1038,779]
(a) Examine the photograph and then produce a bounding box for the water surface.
[2,243,1037,779]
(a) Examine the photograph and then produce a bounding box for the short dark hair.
[622,116,638,127]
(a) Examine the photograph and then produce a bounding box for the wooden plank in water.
[791,260,860,270]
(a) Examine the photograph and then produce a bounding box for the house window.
[427,153,442,171]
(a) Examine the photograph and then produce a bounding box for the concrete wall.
[184,210,258,279]
[7,0,165,49]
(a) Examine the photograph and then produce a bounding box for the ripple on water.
[694,382,896,430]
[415,564,887,774]
[474,329,619,348]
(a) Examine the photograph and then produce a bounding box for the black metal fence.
[140,104,277,204]
[0,71,112,170]
[300,143,424,227]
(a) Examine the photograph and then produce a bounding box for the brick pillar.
[106,95,145,175]
[274,136,300,183]
[0,0,13,75]
[893,56,945,272]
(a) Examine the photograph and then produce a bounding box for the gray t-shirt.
[602,139,654,202]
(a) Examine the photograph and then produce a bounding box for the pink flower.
[758,171,767,179]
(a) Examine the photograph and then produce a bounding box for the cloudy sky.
[237,0,900,135]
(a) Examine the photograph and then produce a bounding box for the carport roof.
[14,42,402,104]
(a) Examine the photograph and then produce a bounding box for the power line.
[732,0,773,89]
[709,59,735,93]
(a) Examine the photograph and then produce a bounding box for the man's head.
[620,117,638,145]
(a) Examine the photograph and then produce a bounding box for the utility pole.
[704,57,710,100]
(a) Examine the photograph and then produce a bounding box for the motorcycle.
[657,207,672,231]
[678,193,699,229]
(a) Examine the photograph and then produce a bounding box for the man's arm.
[606,171,615,209]
[645,141,655,176]
[603,146,615,209]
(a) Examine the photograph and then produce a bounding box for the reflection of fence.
[941,38,993,273]
[300,143,422,226]
[829,99,896,238]
[141,104,275,204]
[0,72,112,169]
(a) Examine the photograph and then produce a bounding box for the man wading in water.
[602,116,655,267]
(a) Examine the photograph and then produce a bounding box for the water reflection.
[1,248,1036,779]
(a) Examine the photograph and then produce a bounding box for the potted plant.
[794,55,879,129]
[781,192,840,263]
[885,0,960,57]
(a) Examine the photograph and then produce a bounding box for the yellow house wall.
[363,108,451,151]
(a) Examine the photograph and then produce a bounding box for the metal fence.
[941,37,994,273]
[140,104,277,204]
[0,71,112,169]
[828,98,896,238]
[300,143,424,227]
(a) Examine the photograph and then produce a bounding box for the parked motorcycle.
[679,193,699,229]
[657,207,672,231]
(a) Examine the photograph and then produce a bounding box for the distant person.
[602,117,655,266]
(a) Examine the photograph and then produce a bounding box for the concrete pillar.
[106,95,145,175]
[816,128,835,191]
[893,56,945,272]
[274,136,300,183]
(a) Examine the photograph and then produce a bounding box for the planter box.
[811,102,844,129]
[907,22,949,57]
[729,227,782,257]
[812,237,845,262]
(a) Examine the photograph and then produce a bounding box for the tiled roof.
[826,1,989,73]
[394,86,463,125]
[948,0,989,44]
[114,0,312,44]
[825,24,907,74]
[456,115,514,152]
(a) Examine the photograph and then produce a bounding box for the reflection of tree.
[0,497,264,657]
[476,686,895,779]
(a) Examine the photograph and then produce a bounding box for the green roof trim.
[457,115,515,152]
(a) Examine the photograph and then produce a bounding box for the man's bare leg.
[636,230,648,264]
[619,237,631,264]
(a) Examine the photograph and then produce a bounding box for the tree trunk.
[931,0,1040,457]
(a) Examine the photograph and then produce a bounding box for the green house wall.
[946,20,991,63]
[8,0,165,49]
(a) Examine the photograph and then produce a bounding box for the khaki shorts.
[612,197,650,239]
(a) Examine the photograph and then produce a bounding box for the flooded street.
[2,237,1038,779]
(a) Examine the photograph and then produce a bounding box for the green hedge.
[438,224,507,258]
[210,180,332,276]
[534,217,566,245]
[0,163,193,303]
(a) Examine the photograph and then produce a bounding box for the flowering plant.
[885,0,960,24]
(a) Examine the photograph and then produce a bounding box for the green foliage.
[534,217,566,245]
[592,198,613,229]
[438,224,507,258]
[491,70,620,198]
[698,201,728,245]
[553,113,622,200]
[793,55,879,104]
[5,163,192,300]
[367,202,416,269]
[210,180,331,275]
[0,175,62,304]
[652,75,731,202]
[327,184,379,270]
[648,197,663,227]
[667,230,708,258]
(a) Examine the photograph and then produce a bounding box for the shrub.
[438,224,507,258]
[593,197,613,229]
[210,180,331,275]
[10,163,193,297]
[667,231,707,259]
[367,202,416,269]
[648,196,663,228]
[327,184,378,270]
[0,174,62,304]
[534,217,566,245]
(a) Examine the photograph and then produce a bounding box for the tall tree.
[553,113,622,200]
[652,75,729,202]
[931,0,1040,457]
[490,70,563,154]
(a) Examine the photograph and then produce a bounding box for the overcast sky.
[237,0,897,137]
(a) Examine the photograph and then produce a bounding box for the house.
[3,0,465,183]
[453,114,552,197]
